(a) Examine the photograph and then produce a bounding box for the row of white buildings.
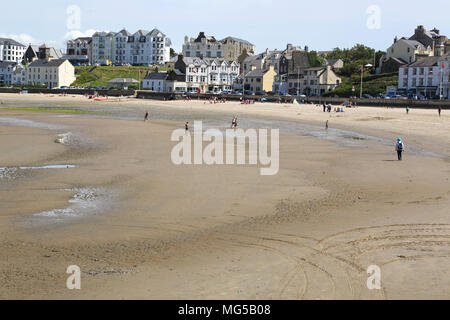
[0,38,27,64]
[0,45,75,88]
[143,55,240,93]
[398,53,450,98]
[66,28,171,66]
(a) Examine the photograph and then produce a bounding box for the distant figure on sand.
[438,107,442,117]
[231,117,238,129]
[326,120,329,131]
[185,122,189,133]
[396,138,405,161]
[406,106,410,115]
[144,112,149,122]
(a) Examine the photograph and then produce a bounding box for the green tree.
[308,51,325,67]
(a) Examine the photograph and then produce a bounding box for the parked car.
[362,94,374,99]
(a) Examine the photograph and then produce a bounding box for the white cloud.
[0,33,40,46]
[63,29,97,40]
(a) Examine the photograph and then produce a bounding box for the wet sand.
[0,93,449,300]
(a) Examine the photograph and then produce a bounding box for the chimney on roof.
[394,36,398,43]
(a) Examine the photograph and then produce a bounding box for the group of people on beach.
[143,97,449,162]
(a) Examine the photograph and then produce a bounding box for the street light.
[360,64,373,98]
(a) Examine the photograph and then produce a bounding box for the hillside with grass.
[323,72,399,97]
[72,66,172,87]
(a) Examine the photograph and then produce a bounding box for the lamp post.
[440,62,444,100]
[360,64,373,98]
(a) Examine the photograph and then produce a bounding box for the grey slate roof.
[408,55,446,67]
[28,59,69,68]
[0,61,17,69]
[0,38,26,47]
[144,72,168,80]
[401,39,426,49]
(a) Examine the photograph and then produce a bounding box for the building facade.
[0,61,16,85]
[26,51,76,89]
[242,65,277,93]
[410,25,449,57]
[182,32,255,62]
[398,54,450,99]
[113,29,171,66]
[287,65,342,96]
[11,64,26,85]
[65,37,92,64]
[143,71,169,92]
[174,55,239,93]
[77,28,171,66]
[385,38,434,65]
[91,32,116,65]
[0,38,27,64]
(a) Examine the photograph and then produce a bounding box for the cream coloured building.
[287,65,342,96]
[241,65,277,93]
[26,59,76,88]
[386,38,434,65]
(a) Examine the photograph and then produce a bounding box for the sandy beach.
[0,92,449,300]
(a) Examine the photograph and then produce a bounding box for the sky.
[2,0,450,53]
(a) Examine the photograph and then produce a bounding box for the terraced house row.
[66,28,172,66]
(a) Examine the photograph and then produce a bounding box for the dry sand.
[0,93,449,300]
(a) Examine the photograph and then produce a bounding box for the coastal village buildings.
[143,69,187,93]
[113,29,171,66]
[398,53,450,99]
[25,59,75,88]
[243,65,277,93]
[182,32,255,62]
[0,38,27,64]
[11,64,26,85]
[65,37,92,64]
[0,61,16,85]
[287,65,342,96]
[143,71,169,92]
[23,45,63,64]
[23,45,63,65]
[25,46,75,88]
[78,28,171,66]
[91,31,116,65]
[380,26,450,74]
[174,55,240,93]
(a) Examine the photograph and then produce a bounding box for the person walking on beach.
[406,106,410,115]
[144,111,149,122]
[325,120,329,131]
[323,102,327,113]
[395,138,405,161]
[438,106,442,117]
[232,117,238,129]
[185,122,189,133]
